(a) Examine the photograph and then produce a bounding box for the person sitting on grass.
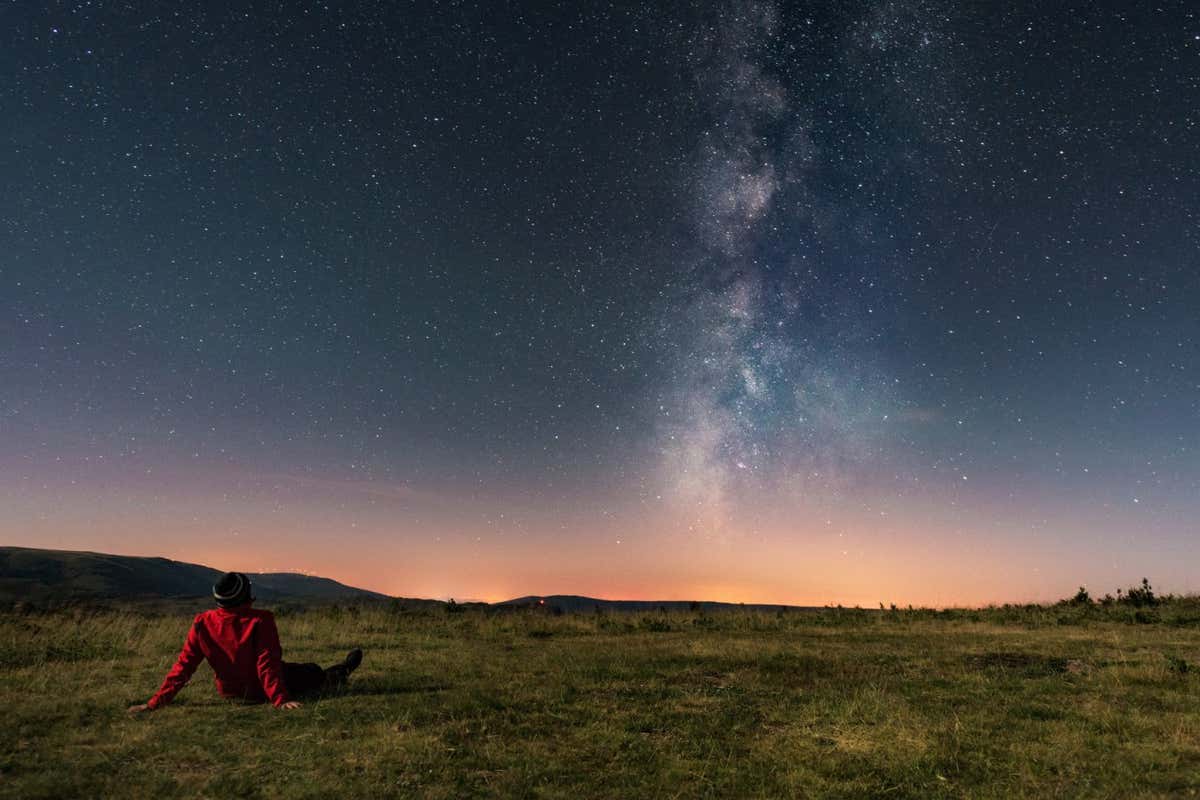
[128,571,363,714]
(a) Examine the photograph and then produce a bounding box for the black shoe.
[343,648,363,674]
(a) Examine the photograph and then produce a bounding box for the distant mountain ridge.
[1,547,821,612]
[0,546,391,606]
[497,594,818,613]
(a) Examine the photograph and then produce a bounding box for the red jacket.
[148,606,291,709]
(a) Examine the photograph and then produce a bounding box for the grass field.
[3,600,1200,798]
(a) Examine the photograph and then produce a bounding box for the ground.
[2,602,1199,798]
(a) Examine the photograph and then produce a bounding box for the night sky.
[4,2,1198,605]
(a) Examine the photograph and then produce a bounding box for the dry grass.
[3,602,1200,798]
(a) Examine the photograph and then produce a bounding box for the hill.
[0,546,391,607]
[3,548,842,613]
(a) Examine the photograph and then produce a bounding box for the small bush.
[1123,578,1158,608]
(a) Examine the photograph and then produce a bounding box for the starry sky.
[3,1,1198,606]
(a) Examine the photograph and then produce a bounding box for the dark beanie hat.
[213,571,253,608]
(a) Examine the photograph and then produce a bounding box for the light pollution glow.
[3,456,1197,607]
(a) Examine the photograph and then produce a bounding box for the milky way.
[656,1,900,533]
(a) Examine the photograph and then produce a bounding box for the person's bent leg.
[322,649,364,689]
[281,661,327,697]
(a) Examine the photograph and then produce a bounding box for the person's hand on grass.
[127,703,151,716]
[280,701,302,710]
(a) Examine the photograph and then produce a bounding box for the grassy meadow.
[3,599,1200,798]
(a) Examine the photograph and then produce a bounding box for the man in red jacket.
[128,571,363,713]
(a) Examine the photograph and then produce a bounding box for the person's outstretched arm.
[254,613,297,709]
[129,617,205,714]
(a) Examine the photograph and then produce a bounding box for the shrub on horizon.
[1068,586,1092,605]
[1123,578,1158,608]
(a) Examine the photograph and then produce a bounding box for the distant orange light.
[538,599,545,605]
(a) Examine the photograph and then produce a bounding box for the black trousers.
[281,660,348,697]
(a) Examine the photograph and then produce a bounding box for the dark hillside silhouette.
[0,546,390,607]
